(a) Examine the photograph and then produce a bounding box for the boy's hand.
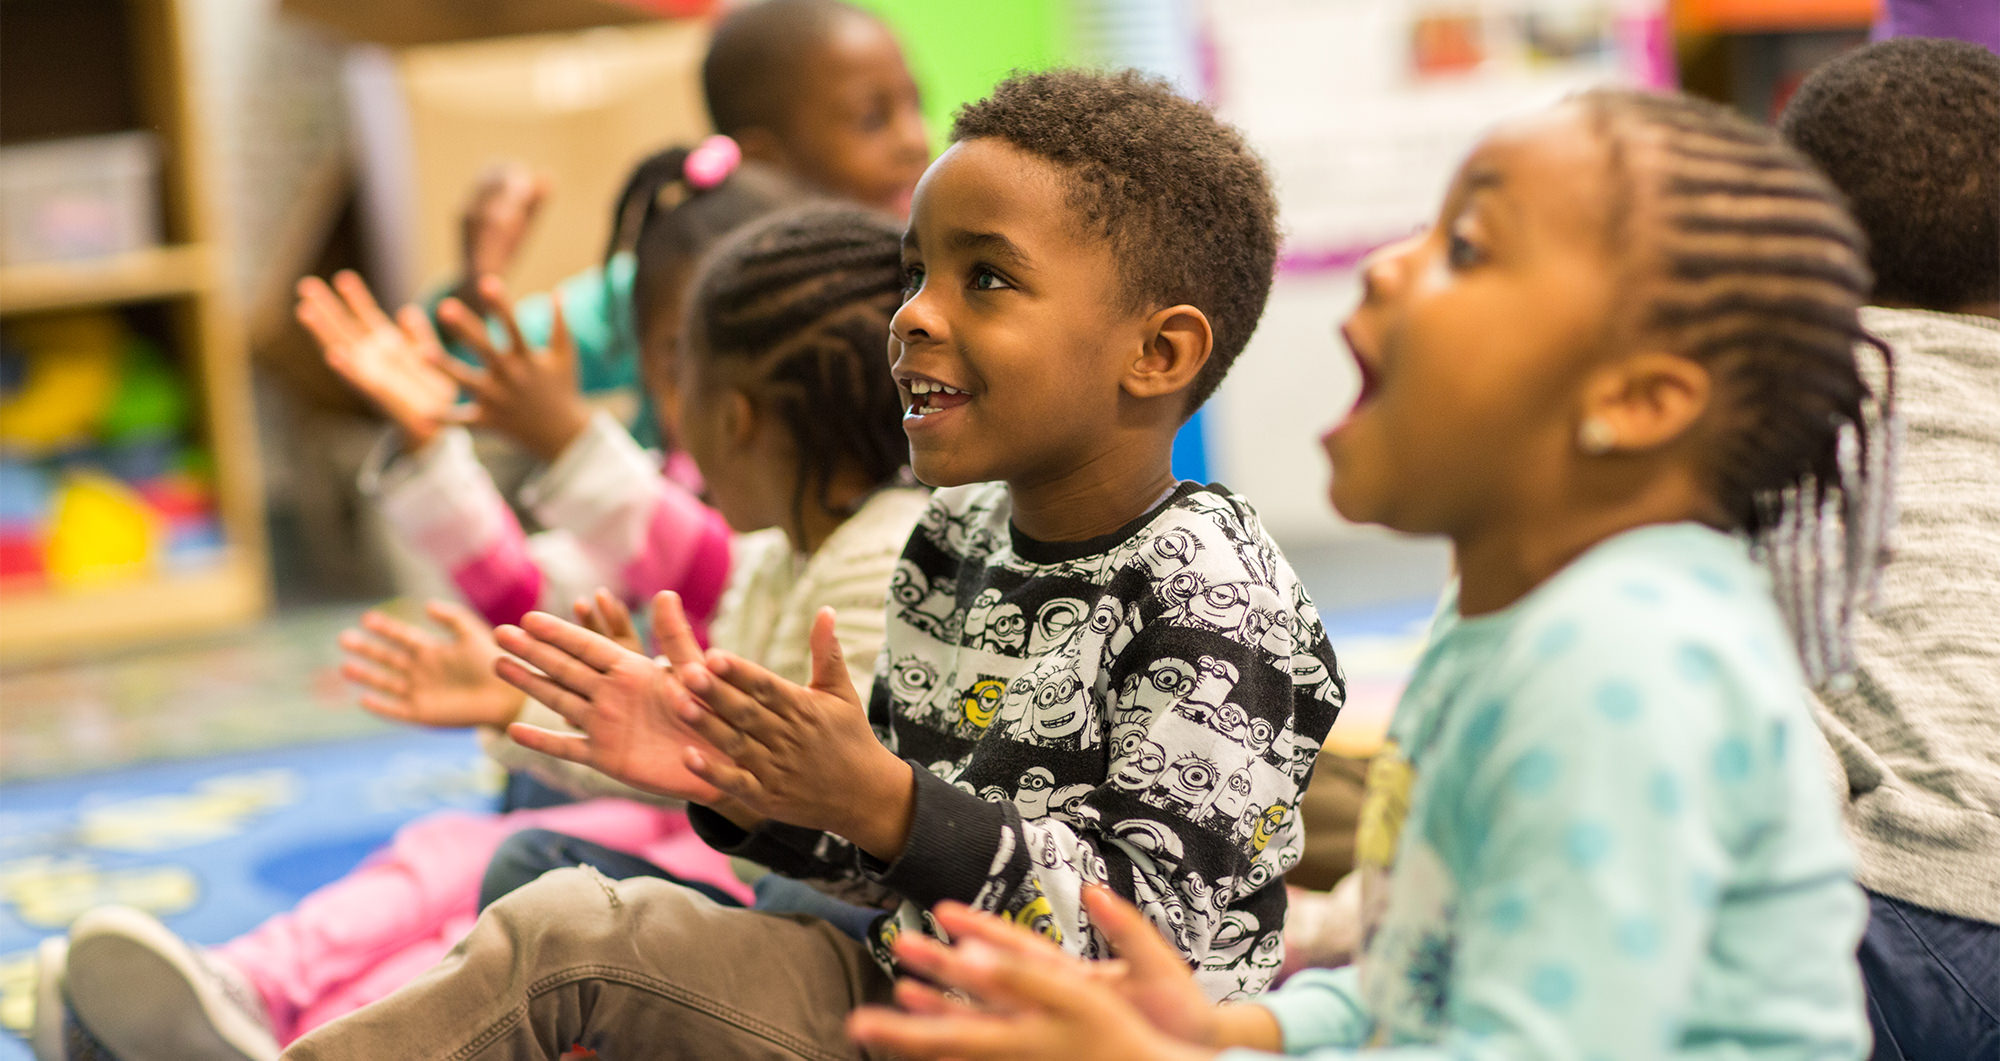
[297,271,458,449]
[435,276,593,463]
[338,601,524,729]
[845,897,1224,1061]
[455,163,548,310]
[493,610,729,805]
[675,609,915,858]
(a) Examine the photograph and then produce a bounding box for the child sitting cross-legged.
[50,204,923,1061]
[281,69,1345,1059]
[845,87,1890,1061]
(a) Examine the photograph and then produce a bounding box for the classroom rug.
[0,728,498,1058]
[0,594,1434,1058]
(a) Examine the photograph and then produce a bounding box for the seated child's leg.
[482,829,882,942]
[214,800,717,1039]
[478,828,744,912]
[1857,890,2000,1060]
[283,869,893,1061]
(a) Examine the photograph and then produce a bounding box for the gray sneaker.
[30,936,68,1061]
[64,906,280,1061]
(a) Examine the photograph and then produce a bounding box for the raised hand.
[672,609,915,858]
[434,276,592,462]
[493,610,727,804]
[338,600,524,729]
[572,588,643,656]
[455,163,548,310]
[845,895,1222,1061]
[297,271,458,449]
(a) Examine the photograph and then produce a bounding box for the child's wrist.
[841,753,916,862]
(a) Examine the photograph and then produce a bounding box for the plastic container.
[0,132,162,266]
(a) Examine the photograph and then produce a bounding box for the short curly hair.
[951,69,1280,412]
[1779,37,2000,310]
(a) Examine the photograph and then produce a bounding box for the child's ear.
[735,127,789,169]
[1578,352,1714,452]
[725,388,761,449]
[1124,305,1213,402]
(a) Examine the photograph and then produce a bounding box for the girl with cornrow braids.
[845,87,1891,1061]
[57,205,928,1060]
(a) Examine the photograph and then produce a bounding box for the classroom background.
[0,0,1900,1053]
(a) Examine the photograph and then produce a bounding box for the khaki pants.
[283,868,894,1061]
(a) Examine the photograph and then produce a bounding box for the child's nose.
[1357,232,1422,304]
[891,291,939,345]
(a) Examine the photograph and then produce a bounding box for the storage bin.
[0,132,162,266]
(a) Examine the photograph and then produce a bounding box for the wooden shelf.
[0,548,265,663]
[0,244,213,314]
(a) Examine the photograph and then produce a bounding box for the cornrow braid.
[1580,87,1898,687]
[683,205,911,540]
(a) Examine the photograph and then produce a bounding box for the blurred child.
[281,69,1344,1059]
[1781,37,2000,1061]
[302,148,791,632]
[437,0,929,419]
[51,206,922,1061]
[845,87,1890,1061]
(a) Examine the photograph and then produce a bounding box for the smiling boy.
[285,70,1342,1060]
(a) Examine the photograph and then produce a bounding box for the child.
[1780,37,2000,1060]
[51,205,923,1061]
[279,69,1344,1059]
[844,86,1889,1061]
[434,0,930,421]
[301,147,794,631]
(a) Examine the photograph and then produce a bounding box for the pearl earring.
[1578,417,1618,455]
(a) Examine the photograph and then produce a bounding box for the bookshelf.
[0,0,268,662]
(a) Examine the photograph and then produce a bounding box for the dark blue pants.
[479,827,883,942]
[1859,889,2000,1061]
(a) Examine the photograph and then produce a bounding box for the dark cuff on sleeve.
[867,762,1011,909]
[687,805,835,876]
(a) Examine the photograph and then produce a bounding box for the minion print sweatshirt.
[691,480,1344,1000]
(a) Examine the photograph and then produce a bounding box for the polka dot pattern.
[1510,748,1560,794]
[1713,738,1753,782]
[1566,822,1613,868]
[1594,680,1643,723]
[1530,964,1577,1009]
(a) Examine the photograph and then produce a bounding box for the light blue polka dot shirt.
[1226,523,1867,1060]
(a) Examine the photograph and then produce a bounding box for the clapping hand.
[846,888,1271,1061]
[434,276,592,463]
[494,592,729,806]
[337,600,523,729]
[671,609,917,859]
[298,271,458,450]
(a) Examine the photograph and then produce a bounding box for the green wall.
[851,1,1075,148]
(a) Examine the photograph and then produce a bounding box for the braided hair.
[1579,87,1897,686]
[603,146,799,347]
[680,205,910,540]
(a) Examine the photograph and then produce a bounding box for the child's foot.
[63,906,280,1061]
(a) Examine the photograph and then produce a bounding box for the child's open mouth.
[905,378,972,420]
[1342,326,1382,416]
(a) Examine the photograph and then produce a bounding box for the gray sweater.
[1811,307,2000,925]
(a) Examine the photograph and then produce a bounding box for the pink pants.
[215,799,749,1044]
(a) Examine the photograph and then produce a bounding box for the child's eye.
[1446,232,1484,270]
[968,267,1011,292]
[901,264,926,302]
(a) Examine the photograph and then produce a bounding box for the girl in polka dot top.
[842,88,1894,1061]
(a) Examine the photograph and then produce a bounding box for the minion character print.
[958,677,1007,731]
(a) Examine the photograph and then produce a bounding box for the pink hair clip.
[684,135,742,190]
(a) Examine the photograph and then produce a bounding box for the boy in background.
[1780,35,2000,1061]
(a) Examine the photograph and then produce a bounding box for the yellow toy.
[45,471,159,588]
